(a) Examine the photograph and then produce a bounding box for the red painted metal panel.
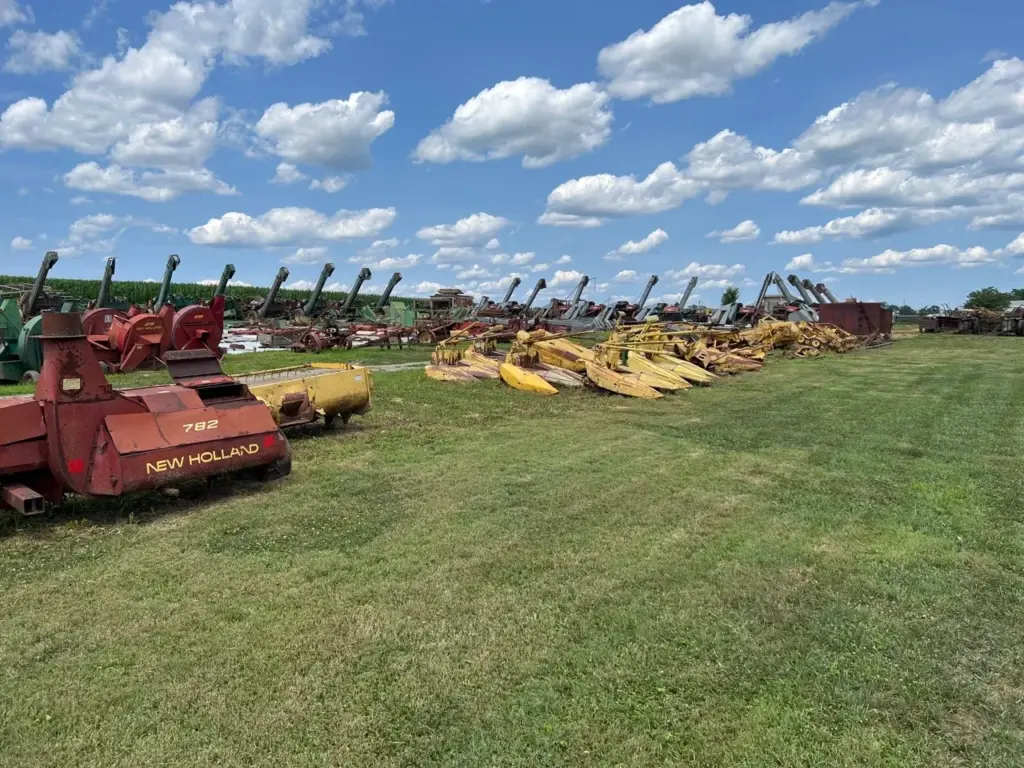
[125,388,205,413]
[105,403,280,454]
[817,303,893,337]
[0,400,46,446]
[114,432,287,493]
[0,439,47,474]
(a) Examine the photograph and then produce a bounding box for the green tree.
[721,286,740,305]
[964,287,1011,311]
[1009,288,1024,300]
[898,304,916,315]
[918,304,941,315]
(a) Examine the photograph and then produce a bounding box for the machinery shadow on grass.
[0,473,287,538]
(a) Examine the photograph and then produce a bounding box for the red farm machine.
[80,256,226,373]
[0,312,291,515]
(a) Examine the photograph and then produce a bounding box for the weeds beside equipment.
[0,312,291,515]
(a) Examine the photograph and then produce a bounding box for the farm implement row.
[425,319,874,399]
[1,253,225,382]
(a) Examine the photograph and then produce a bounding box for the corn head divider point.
[424,319,871,399]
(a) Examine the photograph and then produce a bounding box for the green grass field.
[1,335,1022,766]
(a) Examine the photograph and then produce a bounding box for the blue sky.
[2,0,1023,308]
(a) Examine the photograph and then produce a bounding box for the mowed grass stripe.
[0,335,1022,766]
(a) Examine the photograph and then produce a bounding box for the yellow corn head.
[238,363,372,427]
[423,317,868,398]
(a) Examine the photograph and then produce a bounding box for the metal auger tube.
[22,251,59,319]
[523,278,546,310]
[636,275,659,311]
[156,254,180,308]
[303,263,336,316]
[340,268,372,315]
[96,257,116,309]
[216,264,236,297]
[259,267,290,319]
[376,272,403,310]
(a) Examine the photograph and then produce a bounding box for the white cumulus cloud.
[537,211,605,228]
[686,130,820,191]
[607,228,669,259]
[665,262,746,281]
[4,29,81,74]
[271,162,308,185]
[707,219,760,242]
[285,246,329,264]
[10,235,33,250]
[774,208,951,244]
[310,175,347,193]
[542,57,1024,235]
[598,1,872,103]
[410,281,445,296]
[0,0,337,156]
[353,253,421,270]
[491,252,535,266]
[414,77,612,168]
[549,269,585,287]
[545,163,702,224]
[784,253,821,271]
[108,98,220,170]
[1002,233,1024,256]
[54,212,172,257]
[841,244,998,272]
[254,92,394,170]
[64,162,236,202]
[455,264,495,280]
[417,212,510,247]
[188,206,397,247]
[0,0,32,28]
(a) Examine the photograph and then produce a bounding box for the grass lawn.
[0,345,433,396]
[1,334,1022,766]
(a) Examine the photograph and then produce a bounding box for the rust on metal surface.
[41,311,87,339]
[171,295,225,355]
[165,348,234,387]
[816,302,893,338]
[1,483,46,515]
[81,308,124,338]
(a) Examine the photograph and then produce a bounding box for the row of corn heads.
[426,319,867,398]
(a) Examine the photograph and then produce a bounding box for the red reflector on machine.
[67,458,85,474]
[262,435,276,449]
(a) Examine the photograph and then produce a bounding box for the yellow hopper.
[236,363,372,428]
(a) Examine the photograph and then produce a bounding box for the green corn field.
[0,274,403,308]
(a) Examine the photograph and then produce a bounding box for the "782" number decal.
[183,419,219,433]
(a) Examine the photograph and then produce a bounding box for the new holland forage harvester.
[0,315,375,516]
[0,312,293,515]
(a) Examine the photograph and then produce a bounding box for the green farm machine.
[0,251,61,382]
